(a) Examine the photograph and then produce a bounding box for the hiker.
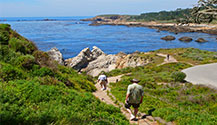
[125,79,144,121]
[98,73,108,90]
[167,54,170,61]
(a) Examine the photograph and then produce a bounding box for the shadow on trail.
[141,108,156,119]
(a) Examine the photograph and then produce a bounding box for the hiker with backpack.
[125,79,144,121]
[98,73,108,91]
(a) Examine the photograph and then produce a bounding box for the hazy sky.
[0,0,198,17]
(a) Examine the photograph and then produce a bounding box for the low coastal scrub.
[155,48,217,65]
[0,80,128,124]
[0,24,129,124]
[171,71,186,82]
[109,62,217,124]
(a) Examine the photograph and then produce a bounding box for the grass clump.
[171,71,186,82]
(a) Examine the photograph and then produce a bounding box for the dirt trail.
[93,75,158,125]
[157,53,177,66]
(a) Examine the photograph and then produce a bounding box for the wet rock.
[195,38,208,43]
[47,47,64,65]
[161,35,176,41]
[179,37,193,42]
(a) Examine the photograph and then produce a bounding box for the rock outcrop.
[179,37,193,42]
[195,38,208,43]
[83,54,118,77]
[65,46,105,71]
[65,46,149,76]
[47,47,64,65]
[161,35,176,41]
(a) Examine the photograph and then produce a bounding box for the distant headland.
[83,8,217,35]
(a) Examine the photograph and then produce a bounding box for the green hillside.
[0,24,129,124]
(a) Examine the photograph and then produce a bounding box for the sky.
[0,0,198,17]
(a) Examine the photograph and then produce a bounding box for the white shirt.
[98,75,107,81]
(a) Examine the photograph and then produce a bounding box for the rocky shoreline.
[83,16,217,35]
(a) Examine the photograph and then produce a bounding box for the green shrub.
[0,24,11,31]
[8,38,37,55]
[33,50,57,69]
[24,40,37,54]
[0,63,25,81]
[0,31,10,45]
[14,55,35,70]
[9,38,27,54]
[171,71,186,82]
[0,45,10,60]
[68,76,96,92]
[32,67,54,77]
[35,76,59,85]
[0,80,129,124]
[0,45,22,65]
[0,24,11,45]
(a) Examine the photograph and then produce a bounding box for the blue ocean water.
[1,16,217,59]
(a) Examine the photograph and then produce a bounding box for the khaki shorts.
[125,102,140,108]
[99,80,107,86]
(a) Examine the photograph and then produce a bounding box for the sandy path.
[157,53,177,66]
[93,75,158,125]
[182,63,217,88]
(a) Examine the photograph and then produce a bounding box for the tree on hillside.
[192,0,217,23]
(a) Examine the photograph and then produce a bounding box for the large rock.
[65,47,92,70]
[47,47,64,65]
[161,35,176,41]
[83,54,118,77]
[66,46,150,76]
[179,37,193,42]
[116,54,148,69]
[91,46,106,59]
[65,46,106,71]
[195,38,208,43]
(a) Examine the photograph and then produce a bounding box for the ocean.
[1,16,217,59]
